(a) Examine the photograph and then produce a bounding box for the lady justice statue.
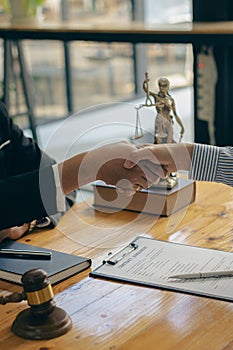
[143,73,185,144]
[142,73,185,188]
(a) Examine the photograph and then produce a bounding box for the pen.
[168,270,233,280]
[0,249,52,260]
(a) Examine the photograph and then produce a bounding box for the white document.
[90,236,233,302]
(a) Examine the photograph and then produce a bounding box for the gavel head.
[21,268,55,315]
[11,268,72,340]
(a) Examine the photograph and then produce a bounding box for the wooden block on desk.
[93,178,196,217]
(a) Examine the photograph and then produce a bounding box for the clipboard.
[90,236,233,302]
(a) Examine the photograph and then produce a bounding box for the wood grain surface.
[1,181,233,350]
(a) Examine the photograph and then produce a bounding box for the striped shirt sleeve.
[189,143,233,186]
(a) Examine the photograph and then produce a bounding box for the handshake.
[0,140,194,243]
[0,141,193,243]
[74,140,193,196]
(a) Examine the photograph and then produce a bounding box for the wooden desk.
[1,181,233,349]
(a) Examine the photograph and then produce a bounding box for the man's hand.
[79,141,161,195]
[124,143,193,185]
[0,223,29,243]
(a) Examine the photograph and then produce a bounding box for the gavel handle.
[0,292,25,305]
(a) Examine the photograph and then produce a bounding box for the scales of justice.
[132,72,185,189]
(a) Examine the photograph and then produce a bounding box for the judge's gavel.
[0,268,72,340]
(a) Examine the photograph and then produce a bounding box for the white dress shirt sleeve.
[52,164,66,212]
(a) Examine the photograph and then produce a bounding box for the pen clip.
[0,140,10,150]
[103,242,138,265]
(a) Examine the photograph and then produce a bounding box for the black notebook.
[0,240,91,285]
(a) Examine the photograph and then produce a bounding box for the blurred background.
[0,0,193,130]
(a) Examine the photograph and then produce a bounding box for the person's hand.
[123,143,193,184]
[124,143,176,177]
[95,141,160,194]
[79,141,161,195]
[0,223,30,243]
